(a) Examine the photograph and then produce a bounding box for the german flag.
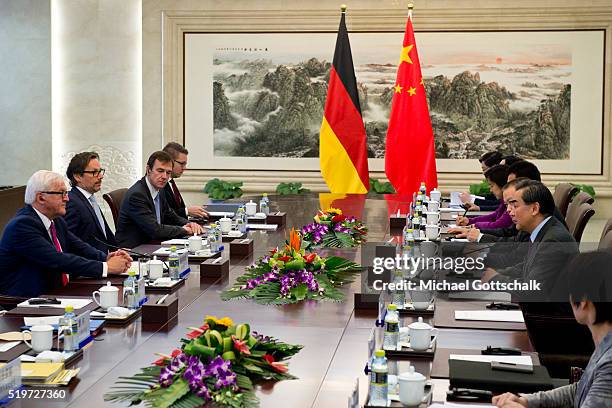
[320,8,369,194]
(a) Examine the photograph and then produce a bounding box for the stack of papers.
[455,310,524,323]
[21,362,64,383]
[449,354,533,366]
[18,299,92,310]
[161,239,190,246]
[247,224,278,231]
[152,247,189,256]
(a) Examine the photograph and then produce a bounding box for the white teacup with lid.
[408,317,438,351]
[188,233,202,252]
[398,365,428,406]
[93,281,119,310]
[429,188,442,203]
[219,216,232,233]
[148,256,164,279]
[245,200,257,216]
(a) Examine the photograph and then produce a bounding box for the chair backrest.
[565,202,595,242]
[599,218,612,247]
[102,188,128,226]
[553,183,579,218]
[570,191,594,206]
[599,228,612,250]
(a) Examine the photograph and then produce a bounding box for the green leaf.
[150,378,189,408]
[243,363,264,373]
[369,177,396,194]
[204,178,243,200]
[276,182,310,195]
[469,179,490,196]
[290,284,308,301]
[574,184,596,198]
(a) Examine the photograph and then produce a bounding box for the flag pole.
[408,2,414,19]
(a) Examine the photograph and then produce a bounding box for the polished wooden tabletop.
[6,194,534,408]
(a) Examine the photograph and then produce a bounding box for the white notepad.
[18,298,92,310]
[449,354,533,366]
[454,310,524,323]
[247,224,278,231]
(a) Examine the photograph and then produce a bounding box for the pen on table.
[157,294,169,305]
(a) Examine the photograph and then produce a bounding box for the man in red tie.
[0,170,132,297]
[162,142,208,220]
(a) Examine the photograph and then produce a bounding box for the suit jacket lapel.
[523,218,553,274]
[139,178,158,220]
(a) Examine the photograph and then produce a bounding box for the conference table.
[6,193,537,407]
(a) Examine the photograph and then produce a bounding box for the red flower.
[270,247,278,255]
[232,335,251,355]
[331,214,346,223]
[277,255,291,263]
[263,354,288,373]
[186,323,209,339]
[152,349,182,366]
[304,253,316,263]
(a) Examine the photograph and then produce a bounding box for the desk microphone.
[93,236,150,258]
[95,237,172,273]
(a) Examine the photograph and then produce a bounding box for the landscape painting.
[185,30,603,173]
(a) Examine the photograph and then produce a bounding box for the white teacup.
[245,200,257,216]
[219,217,232,233]
[188,234,202,252]
[23,325,54,353]
[425,224,440,239]
[148,257,164,279]
[399,365,427,406]
[424,212,440,225]
[408,317,438,351]
[93,282,119,310]
[426,200,440,212]
[430,189,441,202]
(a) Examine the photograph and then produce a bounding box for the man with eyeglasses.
[481,179,578,300]
[162,142,208,220]
[64,152,117,253]
[0,170,133,297]
[116,151,203,248]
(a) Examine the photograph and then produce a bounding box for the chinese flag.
[384,15,437,194]
[320,10,369,193]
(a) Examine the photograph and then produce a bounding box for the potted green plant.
[275,182,310,195]
[204,178,243,201]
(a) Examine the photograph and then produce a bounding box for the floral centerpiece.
[221,229,363,305]
[300,208,367,249]
[104,315,302,408]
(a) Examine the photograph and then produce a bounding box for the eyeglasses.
[82,169,105,177]
[174,160,187,167]
[41,191,69,198]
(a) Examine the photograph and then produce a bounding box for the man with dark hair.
[508,160,541,182]
[115,151,203,248]
[479,151,503,172]
[162,142,208,219]
[481,180,578,299]
[64,152,117,253]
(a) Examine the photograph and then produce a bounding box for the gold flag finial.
[341,4,347,12]
[408,3,414,10]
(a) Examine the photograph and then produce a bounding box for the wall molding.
[150,3,612,205]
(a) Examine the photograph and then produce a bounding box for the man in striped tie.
[0,171,132,297]
[64,152,117,253]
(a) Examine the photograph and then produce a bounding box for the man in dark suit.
[64,152,117,253]
[115,151,203,249]
[162,142,208,219]
[0,171,132,297]
[481,179,578,300]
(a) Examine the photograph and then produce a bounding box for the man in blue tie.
[0,171,132,297]
[64,152,117,253]
[115,151,203,248]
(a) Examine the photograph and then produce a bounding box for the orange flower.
[286,228,301,252]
